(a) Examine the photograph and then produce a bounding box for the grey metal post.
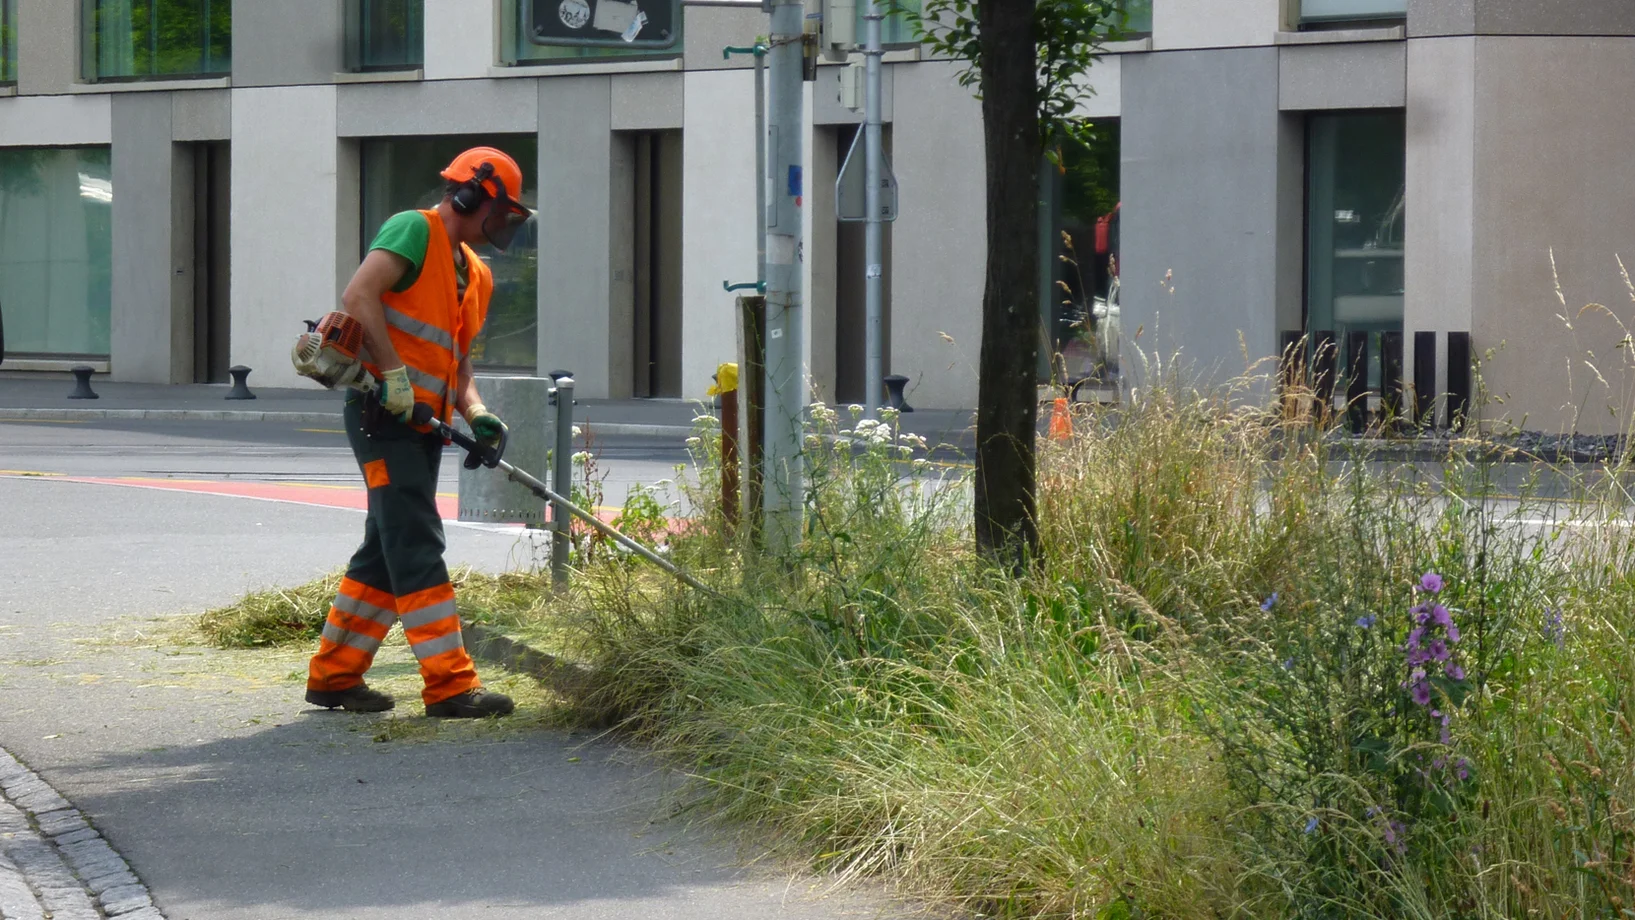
[764,0,806,553]
[755,47,767,288]
[863,0,884,418]
[552,375,575,586]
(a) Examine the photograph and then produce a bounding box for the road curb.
[0,408,695,439]
[0,747,162,919]
[0,407,344,424]
[464,622,597,701]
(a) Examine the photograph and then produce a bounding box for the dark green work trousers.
[343,395,450,598]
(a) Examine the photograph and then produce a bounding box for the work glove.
[467,403,507,447]
[378,366,415,422]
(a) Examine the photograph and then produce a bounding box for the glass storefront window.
[1305,111,1405,388]
[1124,0,1153,35]
[0,148,114,357]
[1039,121,1121,387]
[1,0,17,84]
[500,0,683,64]
[1299,0,1406,24]
[360,136,540,370]
[345,0,424,72]
[855,0,922,47]
[83,0,231,82]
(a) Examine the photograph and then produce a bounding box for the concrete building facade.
[1,0,1633,431]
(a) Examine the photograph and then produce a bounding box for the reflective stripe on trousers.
[306,398,482,706]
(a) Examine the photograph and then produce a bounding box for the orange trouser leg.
[307,577,398,692]
[398,583,481,705]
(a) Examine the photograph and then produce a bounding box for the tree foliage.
[918,0,1134,156]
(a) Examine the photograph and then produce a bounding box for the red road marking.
[5,473,663,529]
[46,476,459,520]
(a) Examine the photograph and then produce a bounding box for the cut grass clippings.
[196,567,570,653]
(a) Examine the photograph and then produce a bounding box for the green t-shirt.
[369,210,468,299]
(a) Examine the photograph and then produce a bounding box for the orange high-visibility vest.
[364,209,493,429]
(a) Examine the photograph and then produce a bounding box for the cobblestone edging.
[0,748,162,920]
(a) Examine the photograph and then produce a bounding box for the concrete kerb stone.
[0,407,696,438]
[0,407,344,425]
[463,622,596,702]
[0,746,162,919]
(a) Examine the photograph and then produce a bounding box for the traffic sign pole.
[763,0,806,553]
[863,0,884,418]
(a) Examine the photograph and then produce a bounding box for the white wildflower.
[848,404,865,419]
[879,407,901,423]
[686,437,702,448]
[571,425,583,438]
[571,451,591,466]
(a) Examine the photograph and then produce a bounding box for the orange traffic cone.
[1048,397,1073,442]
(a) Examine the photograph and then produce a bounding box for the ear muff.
[451,161,496,215]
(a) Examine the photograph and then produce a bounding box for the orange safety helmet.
[440,147,533,251]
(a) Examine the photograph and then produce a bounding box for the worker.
[305,147,534,718]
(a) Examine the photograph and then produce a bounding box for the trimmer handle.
[412,403,506,469]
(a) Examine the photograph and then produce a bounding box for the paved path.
[0,420,907,920]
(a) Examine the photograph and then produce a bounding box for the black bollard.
[226,365,257,400]
[883,374,913,413]
[67,366,99,400]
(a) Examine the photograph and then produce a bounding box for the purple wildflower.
[1282,658,1294,670]
[1446,621,1461,644]
[1431,605,1452,628]
[1456,759,1470,781]
[1261,593,1277,612]
[1445,663,1465,681]
[1412,682,1432,706]
[1356,614,1377,629]
[1420,572,1444,594]
[1440,723,1453,745]
[1430,639,1450,662]
[1304,816,1319,835]
[1432,755,1447,771]
[1543,608,1566,648]
[1406,627,1425,649]
[1407,648,1429,666]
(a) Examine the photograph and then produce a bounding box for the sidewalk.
[0,374,978,446]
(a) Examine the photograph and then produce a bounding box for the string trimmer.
[292,311,710,593]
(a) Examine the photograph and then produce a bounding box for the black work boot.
[425,688,515,718]
[306,683,396,713]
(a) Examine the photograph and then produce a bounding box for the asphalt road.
[0,418,903,920]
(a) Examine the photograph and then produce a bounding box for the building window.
[1,0,17,84]
[1040,121,1121,389]
[500,0,683,64]
[345,0,424,72]
[0,148,114,358]
[1298,0,1406,25]
[1124,0,1152,35]
[83,0,231,82]
[1304,110,1405,389]
[360,136,540,370]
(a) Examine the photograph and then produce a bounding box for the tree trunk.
[973,0,1041,569]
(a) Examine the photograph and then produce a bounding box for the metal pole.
[552,375,575,587]
[755,47,768,288]
[863,0,884,419]
[764,0,806,553]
